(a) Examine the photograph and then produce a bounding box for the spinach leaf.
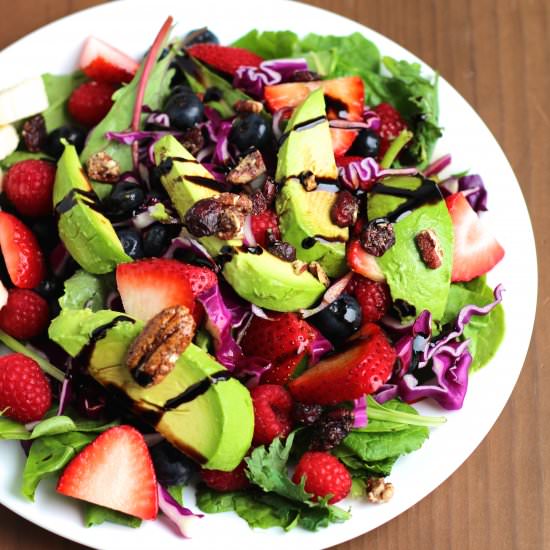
[0,151,53,169]
[42,71,87,131]
[232,30,301,59]
[85,504,141,528]
[167,485,185,506]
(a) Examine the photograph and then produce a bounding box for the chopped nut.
[292,260,308,275]
[86,151,121,183]
[366,478,394,503]
[233,99,264,114]
[360,218,395,256]
[415,228,443,269]
[126,305,196,387]
[180,127,205,156]
[226,150,266,185]
[308,261,330,287]
[299,170,317,191]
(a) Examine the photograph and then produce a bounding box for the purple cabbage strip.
[105,129,178,145]
[157,485,203,539]
[373,384,399,404]
[309,331,333,366]
[458,174,488,212]
[163,236,218,271]
[233,58,309,98]
[424,154,452,178]
[362,107,382,131]
[339,157,418,191]
[352,395,368,428]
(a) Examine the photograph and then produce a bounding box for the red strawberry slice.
[262,352,307,385]
[175,263,217,297]
[80,37,139,84]
[346,239,385,282]
[0,212,45,289]
[241,313,317,364]
[57,425,158,520]
[288,323,396,405]
[331,129,357,157]
[116,258,195,321]
[445,192,505,282]
[335,155,363,169]
[187,44,263,75]
[250,210,280,248]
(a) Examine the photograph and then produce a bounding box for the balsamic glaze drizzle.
[55,188,100,215]
[163,370,232,410]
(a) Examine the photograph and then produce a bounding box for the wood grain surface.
[0,1,548,549]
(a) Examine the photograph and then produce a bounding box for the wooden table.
[0,0,548,549]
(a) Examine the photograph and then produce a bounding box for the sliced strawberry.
[331,129,357,156]
[335,155,363,169]
[288,323,396,405]
[116,258,195,321]
[80,37,139,84]
[175,263,217,297]
[187,44,263,75]
[57,425,158,520]
[0,212,45,289]
[346,239,385,282]
[446,192,504,282]
[241,313,317,364]
[262,352,307,385]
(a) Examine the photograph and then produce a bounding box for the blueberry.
[183,27,219,46]
[308,293,362,346]
[229,114,271,152]
[150,440,198,486]
[116,228,144,260]
[103,182,145,220]
[164,93,204,130]
[43,126,87,159]
[348,129,381,158]
[34,277,62,301]
[30,218,59,253]
[143,224,172,257]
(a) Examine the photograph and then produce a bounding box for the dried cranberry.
[267,240,296,262]
[331,190,359,228]
[22,115,46,152]
[183,198,225,237]
[293,402,323,426]
[360,218,395,256]
[251,190,267,215]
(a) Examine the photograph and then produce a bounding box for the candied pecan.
[262,177,277,207]
[21,115,46,152]
[299,170,317,191]
[292,260,308,275]
[308,261,330,287]
[180,127,205,156]
[250,190,267,215]
[415,228,443,269]
[366,478,394,503]
[126,305,196,387]
[289,70,322,82]
[360,218,395,256]
[86,151,121,183]
[268,240,296,262]
[226,150,266,185]
[233,99,264,114]
[331,190,359,228]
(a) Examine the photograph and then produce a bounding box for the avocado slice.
[153,135,240,255]
[275,88,337,182]
[53,143,131,274]
[276,178,348,277]
[367,175,454,320]
[222,248,325,311]
[49,309,254,471]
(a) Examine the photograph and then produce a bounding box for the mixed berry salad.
[0,17,506,536]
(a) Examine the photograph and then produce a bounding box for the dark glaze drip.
[324,96,349,119]
[55,188,100,215]
[278,115,328,147]
[163,370,232,410]
[370,178,442,223]
[241,246,263,255]
[171,156,200,164]
[312,234,347,243]
[301,237,316,249]
[185,175,227,192]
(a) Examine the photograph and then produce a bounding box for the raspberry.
[372,103,408,158]
[200,460,250,492]
[68,80,117,127]
[292,451,352,504]
[310,409,354,452]
[0,354,52,422]
[250,210,280,248]
[250,384,293,445]
[4,160,56,217]
[0,288,49,340]
[350,275,391,323]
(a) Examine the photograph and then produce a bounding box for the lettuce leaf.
[85,504,141,528]
[41,71,87,131]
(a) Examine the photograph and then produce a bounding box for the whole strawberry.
[4,160,56,217]
[0,354,52,422]
[372,102,408,158]
[292,451,351,504]
[0,288,49,340]
[200,460,250,492]
[350,275,391,323]
[68,80,116,127]
[250,384,293,445]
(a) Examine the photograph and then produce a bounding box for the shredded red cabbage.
[424,154,452,178]
[233,58,309,98]
[362,107,382,131]
[157,485,203,538]
[339,157,418,191]
[309,330,333,366]
[105,129,178,146]
[164,236,218,271]
[352,395,368,428]
[458,174,488,212]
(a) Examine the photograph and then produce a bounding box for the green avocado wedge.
[275,88,337,182]
[49,309,254,471]
[367,175,453,320]
[53,144,131,274]
[276,178,348,277]
[222,249,325,311]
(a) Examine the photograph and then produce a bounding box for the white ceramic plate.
[0,1,537,548]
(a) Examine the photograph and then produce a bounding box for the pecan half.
[308,261,330,287]
[366,478,394,503]
[180,127,205,156]
[86,151,121,183]
[226,150,266,185]
[126,305,196,387]
[233,99,263,114]
[415,228,443,269]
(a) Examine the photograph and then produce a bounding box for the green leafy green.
[365,395,446,428]
[443,276,505,372]
[0,151,53,169]
[58,270,107,311]
[232,30,301,59]
[41,71,88,131]
[85,504,141,528]
[167,485,185,506]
